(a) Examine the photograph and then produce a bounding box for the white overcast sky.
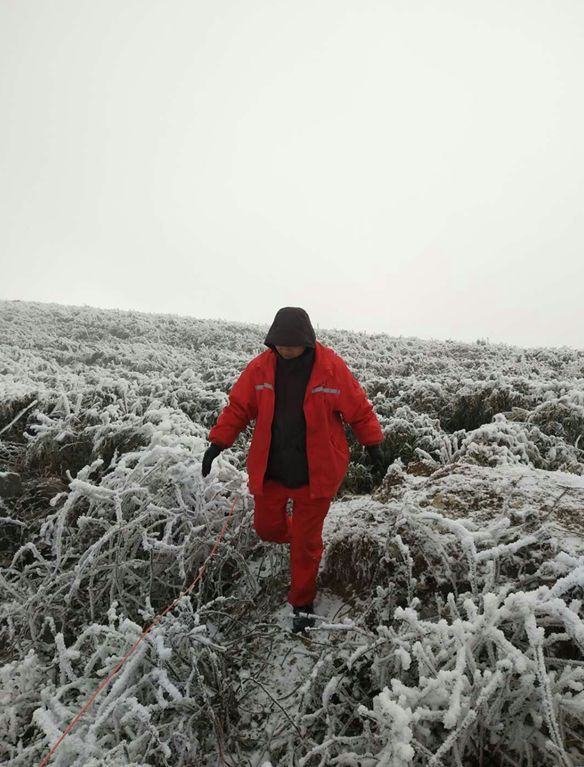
[1,1,583,349]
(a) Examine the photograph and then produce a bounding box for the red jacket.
[208,340,383,499]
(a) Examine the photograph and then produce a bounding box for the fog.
[1,0,583,349]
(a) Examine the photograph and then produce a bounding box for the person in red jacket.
[202,307,384,634]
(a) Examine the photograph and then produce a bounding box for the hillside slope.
[1,299,583,766]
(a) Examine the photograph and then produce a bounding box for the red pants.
[252,479,332,607]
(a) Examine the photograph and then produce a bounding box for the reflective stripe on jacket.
[208,340,383,499]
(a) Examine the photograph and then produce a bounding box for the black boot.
[292,603,315,634]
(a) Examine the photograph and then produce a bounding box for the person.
[202,307,384,634]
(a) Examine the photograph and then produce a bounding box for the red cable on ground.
[37,493,241,767]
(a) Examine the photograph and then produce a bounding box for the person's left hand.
[365,444,384,474]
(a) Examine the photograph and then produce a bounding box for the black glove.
[365,444,384,474]
[202,443,224,477]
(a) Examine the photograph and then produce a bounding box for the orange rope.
[37,493,241,767]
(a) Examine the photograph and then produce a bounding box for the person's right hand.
[202,443,224,477]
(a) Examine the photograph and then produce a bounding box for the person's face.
[276,345,306,359]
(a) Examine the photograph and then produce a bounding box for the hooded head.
[264,307,316,357]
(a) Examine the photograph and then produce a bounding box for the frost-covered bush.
[439,378,530,432]
[3,465,584,765]
[2,299,584,766]
[527,392,584,448]
[2,299,584,481]
[378,404,461,467]
[286,504,584,767]
[1,415,256,655]
[1,600,241,767]
[0,388,44,438]
[400,380,451,421]
[452,414,584,475]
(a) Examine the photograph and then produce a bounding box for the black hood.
[264,307,317,352]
